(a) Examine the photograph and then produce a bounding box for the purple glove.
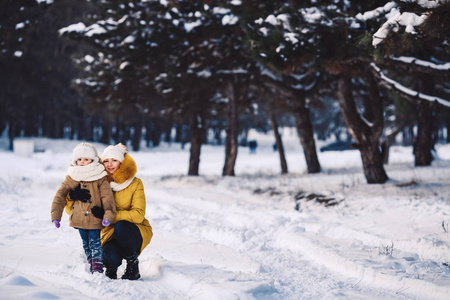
[102,219,111,227]
[53,220,60,228]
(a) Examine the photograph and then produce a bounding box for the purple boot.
[90,259,104,273]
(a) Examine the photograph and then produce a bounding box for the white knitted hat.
[101,143,127,162]
[72,142,99,165]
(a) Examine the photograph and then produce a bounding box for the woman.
[100,143,153,280]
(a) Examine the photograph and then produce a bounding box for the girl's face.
[103,158,121,174]
[76,157,93,166]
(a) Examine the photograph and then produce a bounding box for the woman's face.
[103,158,121,174]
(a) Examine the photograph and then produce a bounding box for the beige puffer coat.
[51,175,116,230]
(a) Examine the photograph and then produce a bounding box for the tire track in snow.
[146,177,411,299]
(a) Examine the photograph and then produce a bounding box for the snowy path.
[1,142,450,299]
[142,171,450,299]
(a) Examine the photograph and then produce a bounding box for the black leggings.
[103,221,143,270]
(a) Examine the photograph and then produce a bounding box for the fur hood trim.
[106,154,137,184]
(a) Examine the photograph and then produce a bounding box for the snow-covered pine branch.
[357,0,449,47]
[35,0,53,4]
[371,9,427,47]
[370,63,450,108]
[400,0,448,9]
[389,56,450,71]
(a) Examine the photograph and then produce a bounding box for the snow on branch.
[370,63,450,108]
[59,22,86,35]
[367,0,449,47]
[400,0,447,9]
[371,9,427,47]
[390,56,450,71]
[59,17,123,37]
[355,2,397,21]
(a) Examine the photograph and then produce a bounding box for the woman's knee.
[114,221,138,240]
[103,241,122,269]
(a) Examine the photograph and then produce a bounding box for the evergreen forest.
[1,0,449,183]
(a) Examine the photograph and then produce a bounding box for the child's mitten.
[53,220,60,228]
[91,206,105,219]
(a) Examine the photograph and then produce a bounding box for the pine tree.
[361,0,450,166]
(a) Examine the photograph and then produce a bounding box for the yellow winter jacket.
[100,154,153,255]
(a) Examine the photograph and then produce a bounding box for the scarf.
[110,177,135,192]
[67,163,107,182]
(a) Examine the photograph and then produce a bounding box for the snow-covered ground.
[1,134,450,300]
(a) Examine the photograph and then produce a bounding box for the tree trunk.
[222,78,238,176]
[8,119,16,151]
[188,118,203,175]
[447,117,450,143]
[144,119,153,147]
[292,98,321,174]
[188,92,205,176]
[175,124,182,143]
[214,128,222,145]
[131,116,143,151]
[164,122,172,143]
[261,77,320,173]
[85,116,94,142]
[122,126,131,146]
[336,70,388,183]
[414,73,435,166]
[99,118,111,145]
[415,101,433,166]
[50,114,63,139]
[24,109,38,137]
[382,117,409,164]
[269,108,288,174]
[151,121,162,147]
[78,114,92,142]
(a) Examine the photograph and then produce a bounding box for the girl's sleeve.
[100,177,116,222]
[115,180,146,224]
[51,176,72,222]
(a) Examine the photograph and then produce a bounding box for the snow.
[85,24,108,37]
[59,22,86,35]
[15,23,25,30]
[222,15,239,26]
[402,0,446,9]
[184,20,202,32]
[1,134,450,300]
[390,56,450,71]
[372,8,427,47]
[284,33,298,44]
[35,0,54,4]
[122,35,136,44]
[356,1,448,48]
[300,7,324,24]
[356,2,397,21]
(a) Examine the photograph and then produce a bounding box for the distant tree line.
[1,0,449,183]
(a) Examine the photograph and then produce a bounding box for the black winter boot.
[122,255,140,280]
[105,268,117,279]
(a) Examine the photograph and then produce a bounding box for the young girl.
[51,142,116,273]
